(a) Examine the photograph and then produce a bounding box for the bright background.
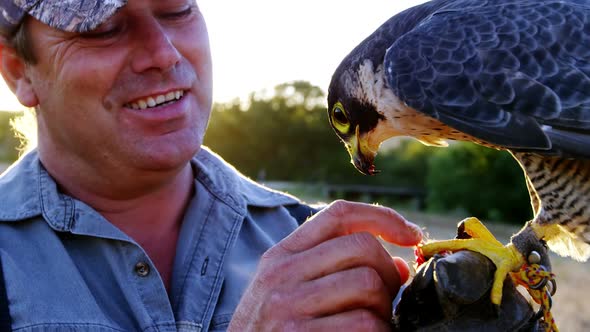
[1,4,589,330]
[0,0,427,111]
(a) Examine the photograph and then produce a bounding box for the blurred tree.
[205,81,349,182]
[0,111,21,162]
[373,140,431,188]
[426,142,532,224]
[206,81,532,222]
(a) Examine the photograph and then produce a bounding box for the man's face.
[24,0,212,173]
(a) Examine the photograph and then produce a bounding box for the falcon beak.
[347,125,379,176]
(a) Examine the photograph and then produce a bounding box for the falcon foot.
[417,217,526,305]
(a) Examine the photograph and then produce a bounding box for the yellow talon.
[420,217,526,305]
[458,217,503,246]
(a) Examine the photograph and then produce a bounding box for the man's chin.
[133,139,201,172]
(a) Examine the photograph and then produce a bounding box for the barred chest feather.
[512,152,590,261]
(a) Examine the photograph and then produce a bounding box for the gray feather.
[383,0,590,157]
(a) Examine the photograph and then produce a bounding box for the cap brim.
[31,0,127,33]
[2,0,127,35]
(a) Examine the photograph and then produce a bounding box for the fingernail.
[405,221,423,240]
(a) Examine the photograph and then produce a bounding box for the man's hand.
[228,200,423,331]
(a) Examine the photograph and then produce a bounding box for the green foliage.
[426,143,532,223]
[205,81,428,187]
[205,81,532,223]
[373,140,431,188]
[205,81,348,182]
[0,111,21,162]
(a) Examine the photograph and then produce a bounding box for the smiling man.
[0,0,423,331]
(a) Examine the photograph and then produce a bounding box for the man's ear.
[0,43,38,107]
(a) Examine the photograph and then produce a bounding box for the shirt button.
[135,262,150,277]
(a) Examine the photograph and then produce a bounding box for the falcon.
[327,0,590,315]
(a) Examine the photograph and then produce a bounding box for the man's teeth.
[127,90,184,110]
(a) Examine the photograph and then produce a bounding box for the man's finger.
[393,257,411,284]
[292,232,402,296]
[278,200,422,254]
[305,309,390,332]
[293,267,393,321]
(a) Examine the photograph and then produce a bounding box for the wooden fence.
[264,181,427,210]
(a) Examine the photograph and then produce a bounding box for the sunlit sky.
[0,0,427,111]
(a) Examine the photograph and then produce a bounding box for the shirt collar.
[192,147,299,211]
[0,150,45,222]
[0,147,299,225]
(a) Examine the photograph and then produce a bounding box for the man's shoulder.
[193,147,302,209]
[0,151,42,222]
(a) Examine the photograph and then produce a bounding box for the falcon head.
[327,60,386,176]
[328,58,449,176]
[327,1,453,176]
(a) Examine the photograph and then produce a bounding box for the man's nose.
[130,17,181,73]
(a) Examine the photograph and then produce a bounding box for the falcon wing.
[384,0,590,157]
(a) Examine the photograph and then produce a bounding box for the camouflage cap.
[0,0,127,37]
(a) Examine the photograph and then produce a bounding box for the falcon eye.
[331,102,351,133]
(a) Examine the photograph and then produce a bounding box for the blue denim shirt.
[0,147,306,331]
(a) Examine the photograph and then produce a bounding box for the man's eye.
[80,26,121,39]
[163,6,193,20]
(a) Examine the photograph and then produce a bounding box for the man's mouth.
[125,90,185,110]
